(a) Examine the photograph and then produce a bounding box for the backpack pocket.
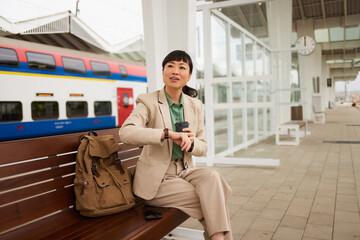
[93,169,133,209]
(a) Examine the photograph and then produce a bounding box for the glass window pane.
[26,52,56,71]
[330,27,344,42]
[247,108,254,141]
[32,101,59,120]
[123,93,129,108]
[0,47,19,67]
[258,108,264,137]
[119,65,128,78]
[214,109,228,154]
[267,108,271,132]
[94,101,111,116]
[256,44,264,75]
[314,29,329,42]
[291,32,298,46]
[345,26,360,41]
[212,14,227,78]
[266,80,271,102]
[233,108,243,146]
[214,83,228,103]
[196,11,204,79]
[257,80,264,102]
[264,49,271,75]
[247,81,255,103]
[230,26,242,77]
[91,61,110,76]
[62,57,86,74]
[232,82,243,103]
[245,36,254,76]
[0,101,22,122]
[66,101,88,118]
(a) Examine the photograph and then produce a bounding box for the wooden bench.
[276,121,307,146]
[0,128,189,240]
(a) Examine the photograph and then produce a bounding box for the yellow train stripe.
[0,71,117,83]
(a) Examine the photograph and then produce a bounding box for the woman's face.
[162,60,192,90]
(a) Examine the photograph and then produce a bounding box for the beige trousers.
[145,159,232,240]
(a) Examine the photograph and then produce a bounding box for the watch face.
[296,36,316,56]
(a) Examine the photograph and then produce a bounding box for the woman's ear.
[187,73,192,82]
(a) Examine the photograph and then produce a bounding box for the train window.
[123,93,129,108]
[119,65,128,78]
[0,47,19,67]
[31,101,59,120]
[62,57,86,74]
[26,51,56,71]
[0,102,22,122]
[90,61,110,76]
[66,101,88,118]
[94,101,112,116]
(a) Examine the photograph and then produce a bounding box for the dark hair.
[162,50,198,98]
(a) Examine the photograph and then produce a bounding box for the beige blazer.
[119,88,207,200]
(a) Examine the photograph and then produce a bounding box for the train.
[0,37,147,141]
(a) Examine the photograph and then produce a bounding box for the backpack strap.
[114,152,125,174]
[91,158,101,177]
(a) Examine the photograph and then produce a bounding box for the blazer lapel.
[158,88,172,129]
[158,88,173,154]
[183,94,195,127]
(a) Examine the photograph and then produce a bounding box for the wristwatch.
[164,128,169,139]
[188,142,194,152]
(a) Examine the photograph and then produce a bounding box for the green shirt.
[165,91,184,160]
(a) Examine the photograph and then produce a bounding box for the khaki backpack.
[74,132,135,217]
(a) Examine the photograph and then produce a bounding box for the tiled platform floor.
[180,105,360,240]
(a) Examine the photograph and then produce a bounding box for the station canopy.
[0,11,145,63]
[199,0,360,82]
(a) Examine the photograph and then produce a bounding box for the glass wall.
[197,10,273,157]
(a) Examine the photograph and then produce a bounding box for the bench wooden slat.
[122,208,189,240]
[0,187,74,233]
[0,129,122,164]
[0,154,76,179]
[1,207,86,240]
[1,206,189,240]
[54,209,138,240]
[0,175,74,206]
[0,164,75,192]
[117,148,143,160]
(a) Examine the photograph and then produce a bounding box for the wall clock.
[295,35,316,56]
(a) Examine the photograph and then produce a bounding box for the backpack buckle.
[91,158,100,177]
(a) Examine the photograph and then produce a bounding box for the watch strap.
[164,128,169,139]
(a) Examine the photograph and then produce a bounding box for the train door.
[117,88,134,126]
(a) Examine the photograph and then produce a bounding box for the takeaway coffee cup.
[175,121,189,132]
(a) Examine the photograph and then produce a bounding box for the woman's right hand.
[169,131,192,152]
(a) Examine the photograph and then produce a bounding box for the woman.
[119,50,232,240]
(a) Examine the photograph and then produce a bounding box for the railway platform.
[180,104,360,240]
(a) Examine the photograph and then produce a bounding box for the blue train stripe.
[0,63,147,82]
[0,116,116,141]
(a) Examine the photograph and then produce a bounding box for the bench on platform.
[0,128,189,240]
[312,105,326,124]
[276,121,307,146]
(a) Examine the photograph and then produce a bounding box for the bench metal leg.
[276,124,300,146]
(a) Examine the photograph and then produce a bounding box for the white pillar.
[142,0,197,92]
[297,19,324,118]
[266,0,292,125]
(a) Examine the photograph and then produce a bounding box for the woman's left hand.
[182,128,194,145]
